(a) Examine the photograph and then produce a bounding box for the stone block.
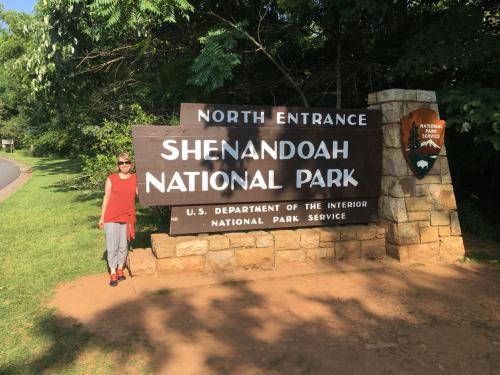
[419,226,439,243]
[377,89,418,103]
[235,247,274,269]
[319,241,334,248]
[440,236,465,262]
[378,196,384,217]
[306,247,335,262]
[428,185,457,210]
[205,250,235,272]
[339,226,358,240]
[157,255,204,273]
[296,228,320,248]
[273,230,301,249]
[226,233,256,248]
[387,222,420,245]
[408,211,430,222]
[405,197,433,211]
[440,156,452,184]
[356,226,377,240]
[128,248,156,276]
[250,231,274,247]
[416,90,437,102]
[430,103,440,114]
[361,239,386,260]
[275,250,306,264]
[381,101,405,123]
[417,221,430,227]
[415,184,429,197]
[175,236,209,256]
[209,235,230,250]
[415,175,442,184]
[383,148,408,176]
[367,92,378,105]
[151,233,176,258]
[403,101,432,115]
[318,227,341,241]
[450,211,462,235]
[386,243,409,262]
[376,226,386,239]
[381,196,408,222]
[381,176,415,197]
[407,242,440,262]
[430,211,450,226]
[335,241,361,260]
[383,123,402,148]
[428,158,441,175]
[438,226,451,237]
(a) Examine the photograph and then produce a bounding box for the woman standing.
[98,153,137,286]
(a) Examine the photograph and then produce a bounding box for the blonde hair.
[117,152,131,161]
[115,152,134,172]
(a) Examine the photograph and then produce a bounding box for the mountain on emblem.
[420,139,440,148]
[400,109,446,179]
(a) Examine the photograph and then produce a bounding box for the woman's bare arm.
[98,177,112,228]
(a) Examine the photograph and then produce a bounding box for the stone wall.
[128,88,465,276]
[128,225,386,276]
[368,89,465,262]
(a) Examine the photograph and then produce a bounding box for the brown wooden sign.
[132,125,382,206]
[401,108,445,179]
[180,103,381,128]
[170,198,378,234]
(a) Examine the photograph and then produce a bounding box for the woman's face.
[117,157,132,173]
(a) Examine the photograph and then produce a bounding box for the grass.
[463,251,500,266]
[0,151,161,374]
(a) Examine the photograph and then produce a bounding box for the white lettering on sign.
[296,169,359,188]
[211,217,264,227]
[160,140,349,161]
[199,109,265,124]
[308,212,346,221]
[198,109,368,126]
[214,204,280,214]
[146,170,283,193]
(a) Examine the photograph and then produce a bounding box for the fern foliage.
[189,25,246,92]
[88,0,193,39]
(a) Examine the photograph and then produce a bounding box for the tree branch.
[200,10,309,107]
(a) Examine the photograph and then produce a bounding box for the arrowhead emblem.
[401,108,446,179]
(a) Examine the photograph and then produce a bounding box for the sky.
[0,0,37,13]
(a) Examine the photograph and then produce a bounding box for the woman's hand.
[98,218,104,229]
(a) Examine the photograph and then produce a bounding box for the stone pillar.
[368,89,465,263]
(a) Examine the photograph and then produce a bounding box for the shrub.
[31,129,73,156]
[80,104,159,189]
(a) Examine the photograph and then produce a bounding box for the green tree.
[0,7,35,145]
[409,122,420,152]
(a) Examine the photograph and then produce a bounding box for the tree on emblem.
[409,122,420,152]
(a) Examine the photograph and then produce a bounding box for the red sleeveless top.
[104,173,137,240]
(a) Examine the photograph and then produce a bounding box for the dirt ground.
[48,251,500,375]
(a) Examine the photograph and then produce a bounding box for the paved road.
[0,159,21,189]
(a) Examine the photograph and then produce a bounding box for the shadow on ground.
[35,157,83,176]
[3,264,500,374]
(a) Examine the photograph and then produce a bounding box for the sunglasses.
[117,161,132,166]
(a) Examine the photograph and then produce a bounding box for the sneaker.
[109,273,118,287]
[117,268,126,281]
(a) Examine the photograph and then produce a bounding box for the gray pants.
[104,222,128,270]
